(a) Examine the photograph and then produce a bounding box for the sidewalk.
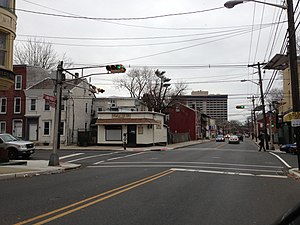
[0,139,209,180]
[252,139,300,179]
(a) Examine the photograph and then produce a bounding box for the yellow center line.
[14,169,174,225]
[216,142,227,149]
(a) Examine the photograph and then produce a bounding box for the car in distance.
[216,134,225,142]
[0,133,35,159]
[225,134,231,139]
[228,135,240,144]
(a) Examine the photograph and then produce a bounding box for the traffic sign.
[292,119,300,127]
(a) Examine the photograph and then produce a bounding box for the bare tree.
[266,87,284,105]
[115,67,154,99]
[115,68,187,112]
[14,38,72,72]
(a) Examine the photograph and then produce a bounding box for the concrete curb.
[289,168,300,179]
[0,162,81,180]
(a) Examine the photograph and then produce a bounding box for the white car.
[0,133,35,159]
[228,135,240,144]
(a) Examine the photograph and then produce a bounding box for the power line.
[16,7,224,21]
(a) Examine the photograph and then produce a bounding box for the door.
[127,125,136,147]
[29,123,38,141]
[13,120,22,138]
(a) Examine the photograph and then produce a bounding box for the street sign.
[292,119,300,127]
[43,94,56,108]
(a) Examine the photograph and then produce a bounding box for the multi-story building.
[180,90,228,124]
[25,77,94,145]
[0,0,16,91]
[0,65,51,137]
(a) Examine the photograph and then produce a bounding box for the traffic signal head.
[106,64,126,73]
[97,88,105,93]
[236,105,245,109]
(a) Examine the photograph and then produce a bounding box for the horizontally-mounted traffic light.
[106,64,126,73]
[97,88,105,93]
[236,105,246,109]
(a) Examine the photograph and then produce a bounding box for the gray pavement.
[0,139,209,180]
[1,139,300,180]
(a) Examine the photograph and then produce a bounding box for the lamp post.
[226,0,300,166]
[241,63,269,150]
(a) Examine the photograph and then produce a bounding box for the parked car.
[0,133,35,159]
[216,134,225,142]
[280,143,297,154]
[228,135,240,144]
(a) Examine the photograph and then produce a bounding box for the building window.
[14,97,21,114]
[105,125,122,141]
[30,99,36,111]
[0,121,5,133]
[0,98,6,113]
[43,121,50,135]
[0,32,7,66]
[0,0,9,8]
[85,103,88,113]
[44,101,50,111]
[15,75,22,90]
[61,101,65,111]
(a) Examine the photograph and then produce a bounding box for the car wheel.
[8,149,18,159]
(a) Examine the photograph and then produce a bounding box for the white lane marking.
[170,168,288,179]
[95,161,284,169]
[93,152,146,165]
[59,153,85,160]
[88,164,283,174]
[67,152,117,163]
[269,152,292,169]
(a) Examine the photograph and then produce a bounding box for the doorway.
[127,125,136,147]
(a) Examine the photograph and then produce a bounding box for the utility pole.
[251,96,258,142]
[257,62,269,150]
[248,62,269,150]
[287,0,300,170]
[49,61,63,166]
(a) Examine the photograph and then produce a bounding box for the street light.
[226,0,300,166]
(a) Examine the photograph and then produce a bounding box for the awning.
[264,54,289,70]
[96,118,160,125]
[283,112,300,122]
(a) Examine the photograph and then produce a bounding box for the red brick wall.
[168,105,197,140]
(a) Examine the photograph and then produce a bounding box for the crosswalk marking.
[59,153,85,160]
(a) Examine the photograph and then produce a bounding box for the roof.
[96,118,160,125]
[28,78,84,90]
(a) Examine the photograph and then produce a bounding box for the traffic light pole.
[49,61,63,166]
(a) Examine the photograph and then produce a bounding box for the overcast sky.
[15,0,290,121]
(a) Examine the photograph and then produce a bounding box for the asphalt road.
[2,138,300,225]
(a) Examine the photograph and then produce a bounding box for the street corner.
[59,161,81,170]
